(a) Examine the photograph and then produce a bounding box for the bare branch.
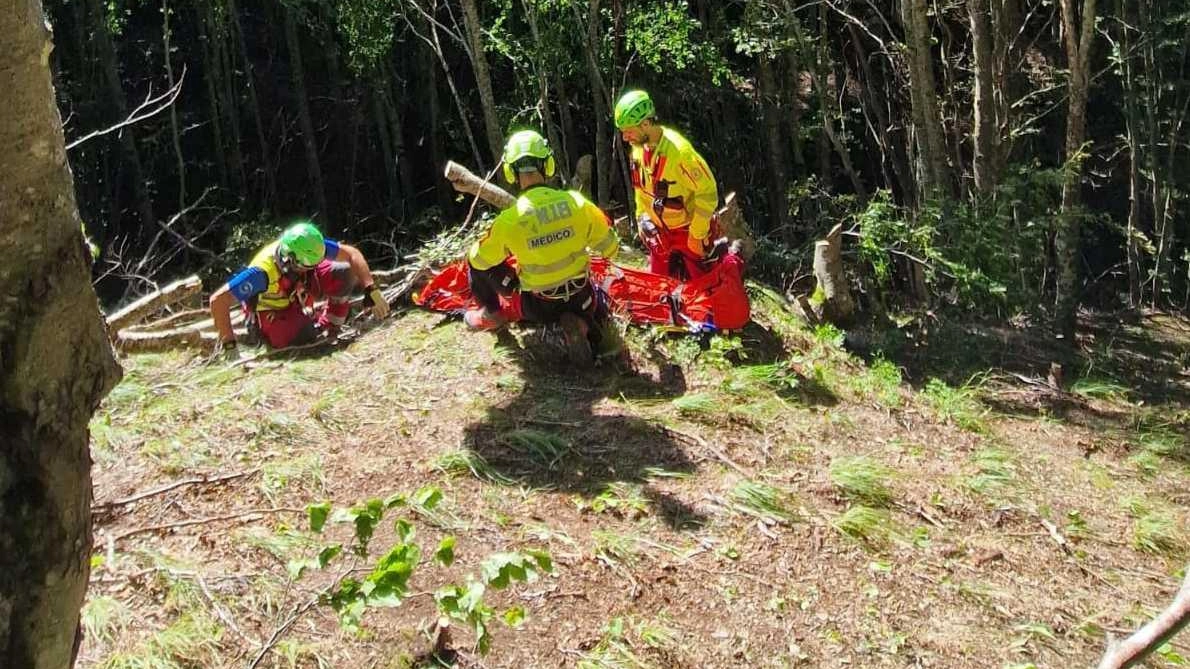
[65,67,186,150]
[1098,569,1190,669]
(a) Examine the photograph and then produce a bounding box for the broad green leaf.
[394,518,415,543]
[414,485,443,511]
[307,501,332,533]
[318,544,343,568]
[435,536,457,567]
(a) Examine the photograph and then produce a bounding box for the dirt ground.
[81,299,1189,668]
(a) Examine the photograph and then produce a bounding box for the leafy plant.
[291,490,551,655]
[923,377,988,433]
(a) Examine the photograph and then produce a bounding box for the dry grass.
[82,306,1190,668]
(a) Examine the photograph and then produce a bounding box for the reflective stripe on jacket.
[468,186,619,293]
[630,126,719,240]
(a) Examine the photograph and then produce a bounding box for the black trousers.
[469,263,607,344]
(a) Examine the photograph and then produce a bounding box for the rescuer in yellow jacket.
[615,89,720,280]
[466,130,620,364]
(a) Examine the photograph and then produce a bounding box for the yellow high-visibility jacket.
[629,126,719,241]
[468,186,619,293]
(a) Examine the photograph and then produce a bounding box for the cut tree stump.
[443,160,514,209]
[572,154,594,197]
[811,223,856,326]
[105,275,203,333]
[716,192,756,262]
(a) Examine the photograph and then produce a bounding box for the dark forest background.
[48,0,1190,327]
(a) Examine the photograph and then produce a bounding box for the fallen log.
[106,275,203,333]
[443,160,514,209]
[811,223,856,326]
[115,326,246,353]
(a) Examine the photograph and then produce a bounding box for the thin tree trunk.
[380,60,416,217]
[0,4,122,668]
[459,0,504,161]
[783,50,806,173]
[194,0,228,188]
[1056,0,1097,340]
[428,2,485,171]
[1151,11,1190,305]
[1119,0,1144,306]
[847,24,914,202]
[578,0,612,207]
[87,0,156,236]
[372,85,400,216]
[226,0,276,206]
[554,72,578,175]
[212,0,245,191]
[969,0,1000,195]
[283,5,330,219]
[758,55,791,231]
[162,0,186,210]
[523,0,567,181]
[990,0,1023,167]
[425,42,454,210]
[611,0,633,213]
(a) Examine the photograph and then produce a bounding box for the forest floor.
[81,285,1189,669]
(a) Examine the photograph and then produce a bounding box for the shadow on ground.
[461,325,708,531]
[852,310,1189,432]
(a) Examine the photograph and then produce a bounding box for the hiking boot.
[559,313,593,368]
[464,307,508,331]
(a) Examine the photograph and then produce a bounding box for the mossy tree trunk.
[0,1,123,666]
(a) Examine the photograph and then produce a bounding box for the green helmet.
[614,90,655,129]
[503,129,553,167]
[278,221,325,268]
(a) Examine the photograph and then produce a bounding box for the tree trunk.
[459,0,504,162]
[554,72,578,175]
[427,3,485,171]
[0,3,122,667]
[902,0,954,200]
[846,24,914,204]
[1119,0,1144,306]
[969,0,1000,195]
[523,0,567,181]
[578,0,611,207]
[1056,0,1097,341]
[226,0,275,207]
[86,0,156,236]
[162,0,186,211]
[757,56,791,232]
[283,5,330,219]
[372,86,401,216]
[194,0,228,189]
[990,0,1024,167]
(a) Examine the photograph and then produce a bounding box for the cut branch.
[105,275,203,333]
[1098,570,1190,669]
[92,468,260,513]
[443,160,514,209]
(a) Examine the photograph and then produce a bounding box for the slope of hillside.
[82,293,1189,668]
